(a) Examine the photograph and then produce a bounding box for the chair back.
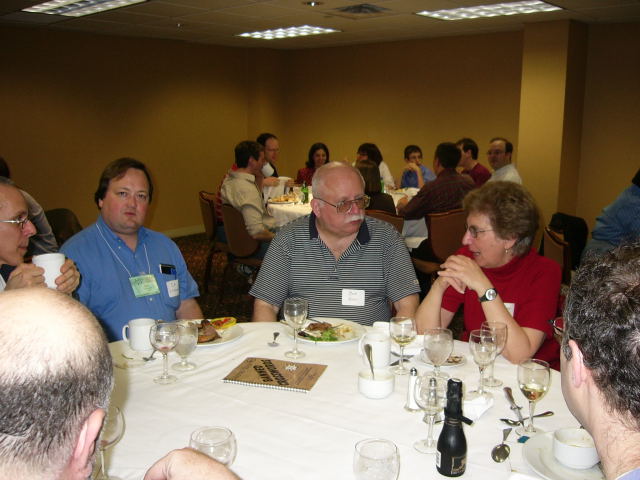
[425,209,466,262]
[542,226,572,284]
[366,209,404,234]
[221,204,259,258]
[198,191,217,242]
[44,208,83,247]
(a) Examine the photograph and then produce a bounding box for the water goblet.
[353,438,400,480]
[150,321,180,384]
[190,426,237,466]
[94,405,125,480]
[413,374,446,454]
[480,321,508,387]
[467,329,497,400]
[284,297,308,359]
[172,322,198,371]
[423,327,453,379]
[389,316,416,375]
[517,359,550,436]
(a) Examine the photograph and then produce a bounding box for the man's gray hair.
[312,162,365,199]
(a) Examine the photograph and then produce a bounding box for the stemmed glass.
[480,322,508,387]
[95,405,125,480]
[389,316,416,375]
[284,297,308,359]
[517,359,550,436]
[190,426,237,466]
[467,329,497,400]
[353,438,400,480]
[150,322,180,384]
[423,328,453,379]
[413,375,446,454]
[172,322,198,371]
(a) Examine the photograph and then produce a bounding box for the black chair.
[44,208,82,247]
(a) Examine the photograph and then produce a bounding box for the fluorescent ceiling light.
[23,0,146,17]
[416,1,561,21]
[237,25,339,40]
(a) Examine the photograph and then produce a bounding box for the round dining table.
[107,322,579,480]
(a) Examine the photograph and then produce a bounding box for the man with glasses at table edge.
[250,162,420,324]
[561,240,640,480]
[486,137,522,184]
[0,177,79,293]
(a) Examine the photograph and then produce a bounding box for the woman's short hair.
[306,143,330,169]
[357,143,383,167]
[356,159,382,195]
[463,181,539,256]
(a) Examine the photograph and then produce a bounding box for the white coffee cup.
[32,253,65,289]
[358,331,391,369]
[358,369,394,399]
[122,318,155,352]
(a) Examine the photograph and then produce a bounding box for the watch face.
[486,289,497,301]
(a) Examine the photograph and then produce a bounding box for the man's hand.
[55,258,80,294]
[143,448,240,480]
[6,263,45,290]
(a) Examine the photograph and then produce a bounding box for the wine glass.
[172,322,198,371]
[389,316,416,375]
[190,426,237,466]
[480,322,508,387]
[413,374,446,454]
[517,359,550,436]
[467,329,497,400]
[149,322,180,384]
[284,297,308,359]
[353,438,400,480]
[95,405,125,480]
[423,327,453,379]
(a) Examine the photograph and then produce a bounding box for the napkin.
[463,395,494,422]
[390,335,423,356]
[508,473,539,480]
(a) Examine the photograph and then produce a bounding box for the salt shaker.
[405,367,421,412]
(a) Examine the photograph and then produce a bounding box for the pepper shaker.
[405,367,421,412]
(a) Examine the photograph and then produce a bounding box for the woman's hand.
[437,254,492,296]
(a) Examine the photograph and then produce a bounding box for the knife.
[503,387,525,425]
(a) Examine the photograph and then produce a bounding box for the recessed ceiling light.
[237,25,339,40]
[416,0,562,21]
[303,1,323,6]
[23,0,146,17]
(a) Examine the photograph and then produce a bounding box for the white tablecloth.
[107,323,577,480]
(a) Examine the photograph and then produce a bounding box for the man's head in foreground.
[0,288,113,480]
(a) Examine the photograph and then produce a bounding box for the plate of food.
[190,317,243,347]
[293,318,365,345]
[268,194,297,204]
[418,349,467,367]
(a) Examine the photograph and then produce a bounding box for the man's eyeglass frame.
[0,216,30,230]
[315,195,371,214]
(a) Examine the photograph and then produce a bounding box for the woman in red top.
[415,181,561,369]
[296,143,329,186]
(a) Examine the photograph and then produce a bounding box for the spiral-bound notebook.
[223,357,327,393]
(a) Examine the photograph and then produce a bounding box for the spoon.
[499,410,554,426]
[364,344,375,380]
[268,331,280,347]
[142,348,157,361]
[491,427,512,463]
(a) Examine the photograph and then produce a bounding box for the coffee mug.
[122,318,155,352]
[358,331,391,369]
[32,253,65,289]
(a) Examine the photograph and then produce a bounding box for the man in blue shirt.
[400,145,436,189]
[61,158,202,341]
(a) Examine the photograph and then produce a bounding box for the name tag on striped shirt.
[342,289,365,306]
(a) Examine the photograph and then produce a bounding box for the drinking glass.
[389,316,416,375]
[172,322,198,371]
[150,322,180,384]
[423,327,453,379]
[413,374,446,454]
[467,329,497,400]
[284,297,308,359]
[480,321,508,387]
[517,359,550,436]
[353,438,400,480]
[95,405,125,480]
[190,426,237,466]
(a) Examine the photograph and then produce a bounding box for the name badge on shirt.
[166,279,179,298]
[130,274,161,298]
[342,289,365,307]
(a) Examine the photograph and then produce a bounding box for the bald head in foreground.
[0,288,238,480]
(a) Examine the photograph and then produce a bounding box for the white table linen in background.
[107,323,578,480]
[262,176,292,204]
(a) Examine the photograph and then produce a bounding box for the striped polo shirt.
[250,213,420,325]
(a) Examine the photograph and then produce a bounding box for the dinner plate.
[522,432,603,480]
[196,324,243,347]
[292,318,365,345]
[417,349,467,367]
[268,200,296,205]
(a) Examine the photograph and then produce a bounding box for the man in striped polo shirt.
[250,162,420,325]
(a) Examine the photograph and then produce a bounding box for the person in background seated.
[251,162,419,325]
[415,181,561,368]
[357,159,396,215]
[0,287,239,480]
[561,241,640,480]
[296,142,329,186]
[455,138,491,187]
[487,137,522,184]
[256,132,281,188]
[356,143,395,191]
[61,158,202,341]
[400,145,436,189]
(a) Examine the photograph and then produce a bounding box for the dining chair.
[366,209,404,234]
[198,191,229,293]
[541,226,572,286]
[44,208,83,247]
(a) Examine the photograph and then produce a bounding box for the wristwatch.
[479,288,498,303]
